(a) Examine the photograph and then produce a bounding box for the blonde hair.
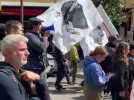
[90,46,108,56]
[1,34,28,54]
[114,41,129,65]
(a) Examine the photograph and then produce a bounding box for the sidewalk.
[47,77,85,100]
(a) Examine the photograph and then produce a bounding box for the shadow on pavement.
[72,95,85,100]
[48,82,83,95]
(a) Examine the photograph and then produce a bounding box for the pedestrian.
[46,33,68,91]
[83,46,112,100]
[24,17,47,74]
[0,34,50,100]
[109,41,130,100]
[69,45,80,84]
[5,20,23,34]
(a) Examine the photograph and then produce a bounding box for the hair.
[130,43,134,51]
[108,36,117,42]
[90,46,108,56]
[114,41,129,65]
[1,34,28,54]
[5,20,22,34]
[114,41,129,57]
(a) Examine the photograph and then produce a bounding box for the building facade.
[126,0,134,41]
[0,0,57,23]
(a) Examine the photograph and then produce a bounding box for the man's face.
[9,41,29,66]
[16,24,24,34]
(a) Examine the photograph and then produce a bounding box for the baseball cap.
[29,17,43,25]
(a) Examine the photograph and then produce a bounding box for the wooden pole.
[20,0,24,25]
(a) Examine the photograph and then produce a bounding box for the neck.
[32,29,40,33]
[5,59,20,73]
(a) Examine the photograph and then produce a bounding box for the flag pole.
[20,0,24,25]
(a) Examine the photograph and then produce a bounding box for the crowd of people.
[0,17,133,100]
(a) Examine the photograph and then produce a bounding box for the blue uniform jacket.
[24,32,47,73]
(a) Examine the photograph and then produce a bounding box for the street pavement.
[47,77,85,100]
[47,77,112,100]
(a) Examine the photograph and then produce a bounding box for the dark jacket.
[24,32,47,73]
[108,57,129,91]
[0,62,50,100]
[0,62,30,100]
[129,56,134,91]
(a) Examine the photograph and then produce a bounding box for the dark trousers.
[55,61,66,85]
[111,91,127,100]
[71,61,78,83]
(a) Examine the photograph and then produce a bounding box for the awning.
[0,6,48,16]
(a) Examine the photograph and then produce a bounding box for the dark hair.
[48,34,53,42]
[130,43,134,50]
[0,23,6,40]
[108,36,117,42]
[29,17,42,26]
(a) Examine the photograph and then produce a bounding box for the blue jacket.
[83,56,108,90]
[24,32,47,73]
[0,62,50,100]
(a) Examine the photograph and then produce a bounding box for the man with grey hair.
[0,34,50,100]
[1,34,29,73]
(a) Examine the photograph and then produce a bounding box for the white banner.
[80,5,120,57]
[80,25,108,57]
[97,5,119,37]
[37,0,103,54]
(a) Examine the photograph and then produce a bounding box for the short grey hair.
[1,34,28,54]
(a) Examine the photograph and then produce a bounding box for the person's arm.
[21,71,40,95]
[115,60,129,97]
[90,63,108,87]
[116,60,129,90]
[26,33,46,53]
[36,77,51,100]
[21,71,51,100]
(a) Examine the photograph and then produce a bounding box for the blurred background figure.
[0,23,6,40]
[5,20,23,35]
[129,43,134,93]
[69,44,80,84]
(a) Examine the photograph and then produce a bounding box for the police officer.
[24,17,47,74]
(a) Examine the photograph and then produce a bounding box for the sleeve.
[0,72,26,100]
[90,63,108,87]
[115,60,129,90]
[26,33,46,53]
[35,78,51,100]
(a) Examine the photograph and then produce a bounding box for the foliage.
[92,0,126,27]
